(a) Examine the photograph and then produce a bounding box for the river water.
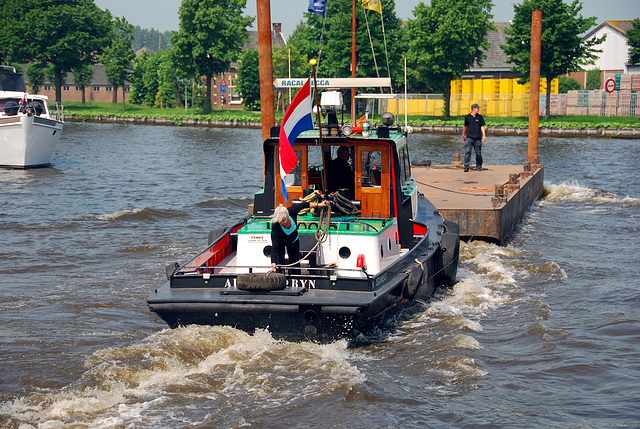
[0,122,638,428]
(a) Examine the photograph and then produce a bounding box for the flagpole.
[310,58,327,192]
[351,0,357,123]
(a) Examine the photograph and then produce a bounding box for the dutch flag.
[279,78,313,202]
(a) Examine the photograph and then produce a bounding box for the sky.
[94,0,640,37]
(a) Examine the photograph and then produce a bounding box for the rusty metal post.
[452,152,461,166]
[528,9,542,166]
[257,0,275,143]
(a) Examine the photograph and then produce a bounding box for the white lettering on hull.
[223,277,316,288]
[287,278,316,289]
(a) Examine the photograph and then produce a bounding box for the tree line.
[2,0,636,118]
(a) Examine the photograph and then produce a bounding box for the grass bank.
[63,102,640,130]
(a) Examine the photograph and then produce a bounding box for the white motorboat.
[0,65,64,168]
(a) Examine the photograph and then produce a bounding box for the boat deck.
[413,164,544,243]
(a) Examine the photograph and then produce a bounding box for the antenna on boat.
[310,58,328,192]
[404,57,408,131]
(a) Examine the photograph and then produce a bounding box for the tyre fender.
[403,265,424,300]
[208,227,227,245]
[436,232,460,287]
[237,273,286,291]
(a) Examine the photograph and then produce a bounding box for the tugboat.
[148,90,460,342]
[0,66,64,168]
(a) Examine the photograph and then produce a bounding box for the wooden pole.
[257,0,275,142]
[528,9,542,165]
[310,59,327,192]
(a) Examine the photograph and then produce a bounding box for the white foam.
[1,326,364,427]
[543,180,639,205]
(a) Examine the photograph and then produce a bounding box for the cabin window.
[283,149,302,187]
[327,145,354,197]
[307,145,324,189]
[399,147,412,183]
[361,150,383,187]
[63,86,70,91]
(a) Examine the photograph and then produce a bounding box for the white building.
[584,20,634,72]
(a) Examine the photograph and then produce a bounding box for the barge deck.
[413,162,544,244]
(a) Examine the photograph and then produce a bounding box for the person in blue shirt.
[462,103,487,172]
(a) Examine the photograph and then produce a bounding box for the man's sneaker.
[476,166,482,171]
[464,168,469,172]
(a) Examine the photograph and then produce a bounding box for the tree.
[585,68,601,90]
[128,52,150,105]
[130,26,174,52]
[502,0,604,118]
[406,0,494,117]
[26,63,47,94]
[4,0,112,102]
[155,50,178,108]
[558,76,581,92]
[100,17,135,110]
[289,0,405,92]
[72,63,94,105]
[171,0,253,113]
[628,18,640,65]
[236,48,261,111]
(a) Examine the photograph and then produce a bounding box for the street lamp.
[178,78,193,112]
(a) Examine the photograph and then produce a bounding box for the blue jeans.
[464,138,483,169]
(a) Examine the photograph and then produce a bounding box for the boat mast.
[351,0,357,121]
[257,0,275,142]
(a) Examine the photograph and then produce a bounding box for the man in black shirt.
[327,146,354,198]
[462,103,486,172]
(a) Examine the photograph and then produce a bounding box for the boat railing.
[50,101,64,122]
[178,263,371,279]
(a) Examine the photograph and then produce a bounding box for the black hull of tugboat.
[147,128,461,342]
[148,232,449,342]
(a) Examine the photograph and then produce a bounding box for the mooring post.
[528,9,542,167]
[257,0,275,143]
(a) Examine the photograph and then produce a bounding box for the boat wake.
[74,207,189,222]
[383,241,566,390]
[543,180,640,206]
[0,326,365,428]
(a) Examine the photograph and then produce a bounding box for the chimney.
[272,22,282,34]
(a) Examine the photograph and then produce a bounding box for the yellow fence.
[385,95,446,117]
[450,77,559,117]
[379,78,560,117]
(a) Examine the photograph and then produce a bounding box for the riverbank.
[64,114,640,138]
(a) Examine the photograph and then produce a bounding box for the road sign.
[220,78,227,94]
[605,78,616,93]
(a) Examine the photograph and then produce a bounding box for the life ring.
[237,273,286,291]
[403,265,423,300]
[436,232,459,287]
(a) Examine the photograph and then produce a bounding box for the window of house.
[44,85,51,91]
[93,86,100,92]
[63,86,70,91]
[75,86,82,91]
[229,78,242,103]
[106,87,112,92]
